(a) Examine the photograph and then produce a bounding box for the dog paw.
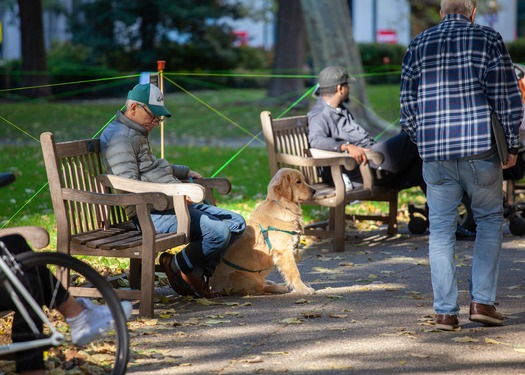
[293,285,315,294]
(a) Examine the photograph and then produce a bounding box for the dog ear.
[268,171,292,201]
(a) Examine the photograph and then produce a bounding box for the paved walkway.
[126,226,525,374]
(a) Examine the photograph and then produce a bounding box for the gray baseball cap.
[318,66,357,88]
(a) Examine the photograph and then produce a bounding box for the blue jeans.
[150,203,246,275]
[423,153,503,315]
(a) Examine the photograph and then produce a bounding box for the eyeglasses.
[138,103,163,122]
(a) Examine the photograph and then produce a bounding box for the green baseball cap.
[127,83,171,117]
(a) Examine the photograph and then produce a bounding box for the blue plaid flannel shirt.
[400,14,523,162]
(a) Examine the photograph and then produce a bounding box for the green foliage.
[507,38,525,65]
[359,43,407,85]
[68,0,247,72]
[46,42,126,98]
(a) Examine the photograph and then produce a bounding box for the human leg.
[370,132,421,173]
[153,204,245,273]
[459,155,504,306]
[423,160,463,316]
[154,204,246,296]
[1,234,52,373]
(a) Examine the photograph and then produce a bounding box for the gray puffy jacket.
[100,111,189,218]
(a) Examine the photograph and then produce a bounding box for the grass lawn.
[0,83,425,252]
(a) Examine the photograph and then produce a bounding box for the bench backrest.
[260,111,323,185]
[40,132,128,239]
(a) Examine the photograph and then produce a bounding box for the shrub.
[358,43,407,85]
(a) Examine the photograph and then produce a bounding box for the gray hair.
[125,99,143,109]
[441,0,477,17]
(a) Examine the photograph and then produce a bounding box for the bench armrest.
[183,177,231,205]
[309,148,384,165]
[277,153,357,171]
[0,226,49,249]
[62,188,171,212]
[97,174,207,236]
[186,177,231,195]
[309,148,385,191]
[97,174,206,203]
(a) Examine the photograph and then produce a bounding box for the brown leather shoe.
[159,253,195,297]
[469,302,504,325]
[434,314,459,331]
[179,271,220,299]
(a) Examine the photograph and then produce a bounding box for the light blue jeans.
[148,203,246,275]
[423,153,503,315]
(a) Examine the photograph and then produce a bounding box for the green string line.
[1,184,50,229]
[163,75,265,144]
[0,115,40,142]
[210,84,317,177]
[1,70,399,223]
[0,74,141,93]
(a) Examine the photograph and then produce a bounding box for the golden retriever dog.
[210,168,315,295]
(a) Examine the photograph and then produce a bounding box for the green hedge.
[358,43,407,85]
[507,38,525,65]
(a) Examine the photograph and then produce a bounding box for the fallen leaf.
[485,338,504,345]
[203,319,231,326]
[280,317,303,324]
[240,356,264,363]
[261,351,289,355]
[302,312,322,319]
[312,267,341,274]
[452,336,479,343]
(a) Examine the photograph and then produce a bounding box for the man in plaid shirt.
[400,0,523,331]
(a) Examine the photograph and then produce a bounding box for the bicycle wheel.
[13,251,129,375]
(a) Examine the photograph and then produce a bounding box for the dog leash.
[222,225,300,273]
[221,258,274,273]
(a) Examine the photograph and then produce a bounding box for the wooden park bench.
[40,132,231,317]
[260,111,398,252]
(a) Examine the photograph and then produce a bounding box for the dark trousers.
[0,234,69,372]
[339,131,425,191]
[370,131,425,190]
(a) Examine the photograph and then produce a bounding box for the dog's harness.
[222,225,300,273]
[258,224,300,251]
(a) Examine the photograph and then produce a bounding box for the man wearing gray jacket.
[308,65,424,191]
[100,83,245,298]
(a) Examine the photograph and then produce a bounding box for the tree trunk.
[300,0,394,137]
[18,0,51,98]
[268,0,307,99]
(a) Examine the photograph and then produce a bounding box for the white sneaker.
[67,298,132,346]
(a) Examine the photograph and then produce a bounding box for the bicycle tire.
[13,251,129,375]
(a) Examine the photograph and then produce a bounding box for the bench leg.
[387,191,398,235]
[139,254,155,318]
[333,205,346,252]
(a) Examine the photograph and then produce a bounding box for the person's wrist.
[508,148,519,155]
